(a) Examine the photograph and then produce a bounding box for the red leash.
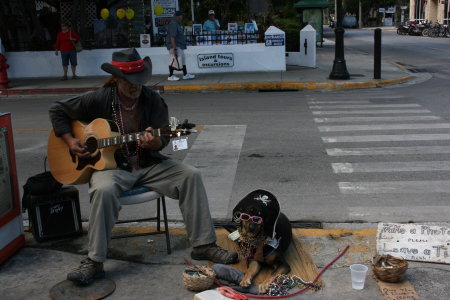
[217,245,350,299]
[217,286,249,300]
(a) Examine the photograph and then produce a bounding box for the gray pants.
[87,159,216,262]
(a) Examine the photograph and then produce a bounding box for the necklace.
[119,99,138,111]
[111,87,140,160]
[236,229,265,260]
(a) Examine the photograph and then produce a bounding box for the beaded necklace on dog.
[236,228,265,261]
[111,86,140,162]
[266,274,320,296]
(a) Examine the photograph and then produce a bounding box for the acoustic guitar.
[48,118,195,185]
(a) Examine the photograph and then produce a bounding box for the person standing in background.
[165,11,195,81]
[55,23,79,80]
[203,10,220,31]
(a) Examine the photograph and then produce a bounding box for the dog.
[232,190,292,294]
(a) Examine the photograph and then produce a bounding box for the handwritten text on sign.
[376,223,449,264]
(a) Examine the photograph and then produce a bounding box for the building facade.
[409,0,449,23]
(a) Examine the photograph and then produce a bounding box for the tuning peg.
[181,119,196,129]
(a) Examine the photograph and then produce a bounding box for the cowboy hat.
[101,48,152,85]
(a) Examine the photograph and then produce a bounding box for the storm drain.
[290,221,322,229]
[407,68,428,73]
[258,88,299,92]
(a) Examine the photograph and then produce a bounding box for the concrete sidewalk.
[1,225,449,299]
[0,43,416,96]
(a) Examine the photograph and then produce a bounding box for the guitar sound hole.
[85,137,98,153]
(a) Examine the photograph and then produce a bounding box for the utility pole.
[329,0,350,80]
[359,0,362,28]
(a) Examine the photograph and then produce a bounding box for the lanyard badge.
[170,116,189,151]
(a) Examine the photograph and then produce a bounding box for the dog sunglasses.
[239,213,263,224]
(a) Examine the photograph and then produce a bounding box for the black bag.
[22,171,62,212]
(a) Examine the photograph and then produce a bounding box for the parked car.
[343,15,357,28]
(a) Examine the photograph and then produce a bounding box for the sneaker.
[60,76,68,81]
[67,258,105,285]
[72,75,80,79]
[182,73,195,80]
[168,75,180,81]
[191,243,238,264]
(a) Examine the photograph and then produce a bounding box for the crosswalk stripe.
[366,96,406,99]
[322,133,450,143]
[318,123,450,132]
[314,116,440,123]
[339,180,450,194]
[312,109,430,115]
[332,161,450,173]
[348,206,450,220]
[308,100,371,104]
[310,104,421,109]
[327,146,450,156]
[307,95,406,101]
[165,125,246,220]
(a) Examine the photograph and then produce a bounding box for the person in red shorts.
[55,23,80,80]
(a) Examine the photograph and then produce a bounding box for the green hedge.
[273,17,301,52]
[284,28,300,52]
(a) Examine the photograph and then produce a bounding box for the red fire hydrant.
[0,54,10,89]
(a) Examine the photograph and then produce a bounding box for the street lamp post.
[329,0,350,79]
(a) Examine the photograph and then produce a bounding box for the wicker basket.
[372,254,408,283]
[183,265,216,292]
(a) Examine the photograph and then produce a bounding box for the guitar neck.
[97,128,160,149]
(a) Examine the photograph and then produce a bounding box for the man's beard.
[118,82,142,100]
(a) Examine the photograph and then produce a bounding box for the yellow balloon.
[154,5,163,16]
[116,8,125,19]
[100,8,109,20]
[125,8,135,20]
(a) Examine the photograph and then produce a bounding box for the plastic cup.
[350,264,368,290]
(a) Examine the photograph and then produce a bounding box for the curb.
[0,87,98,96]
[163,75,415,93]
[0,86,164,96]
[111,226,377,236]
[0,76,414,96]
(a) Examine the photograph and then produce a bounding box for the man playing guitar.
[49,48,238,285]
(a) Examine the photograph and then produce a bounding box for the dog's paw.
[258,281,271,294]
[239,276,252,287]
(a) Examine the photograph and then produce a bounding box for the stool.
[112,186,171,254]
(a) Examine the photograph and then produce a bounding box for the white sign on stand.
[140,34,151,48]
[376,223,450,264]
[150,0,179,37]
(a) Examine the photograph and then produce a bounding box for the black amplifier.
[28,186,82,242]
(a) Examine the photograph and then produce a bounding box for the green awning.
[294,0,333,9]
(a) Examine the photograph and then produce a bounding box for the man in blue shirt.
[166,11,195,81]
[203,10,220,31]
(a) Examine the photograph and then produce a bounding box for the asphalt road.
[3,28,450,224]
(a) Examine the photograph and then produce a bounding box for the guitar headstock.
[160,117,197,138]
